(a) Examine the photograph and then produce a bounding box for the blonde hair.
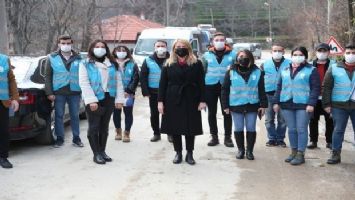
[166,39,197,66]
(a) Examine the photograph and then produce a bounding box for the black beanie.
[291,46,308,60]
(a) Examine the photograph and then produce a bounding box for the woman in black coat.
[158,39,206,165]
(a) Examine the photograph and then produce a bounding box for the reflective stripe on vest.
[204,50,236,85]
[280,65,314,104]
[229,69,261,106]
[146,57,161,89]
[120,61,135,89]
[331,65,355,102]
[263,58,291,92]
[85,61,117,100]
[0,54,9,100]
[49,54,81,91]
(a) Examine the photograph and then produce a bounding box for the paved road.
[1,52,355,200]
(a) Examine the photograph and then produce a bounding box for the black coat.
[158,60,205,136]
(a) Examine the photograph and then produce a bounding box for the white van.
[133,27,207,68]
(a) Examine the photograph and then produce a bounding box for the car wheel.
[35,113,56,145]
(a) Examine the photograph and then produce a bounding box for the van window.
[191,39,199,52]
[134,39,175,56]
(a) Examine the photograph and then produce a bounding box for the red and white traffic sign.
[327,36,344,55]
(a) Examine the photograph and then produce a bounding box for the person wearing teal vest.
[44,35,83,148]
[307,43,335,150]
[261,44,290,148]
[202,32,236,148]
[79,40,124,165]
[274,47,320,166]
[323,44,355,164]
[0,53,19,169]
[140,40,172,142]
[222,50,267,160]
[111,45,139,143]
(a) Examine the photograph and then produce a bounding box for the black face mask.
[175,48,189,57]
[238,57,250,67]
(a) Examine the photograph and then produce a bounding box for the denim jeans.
[231,112,257,132]
[113,106,134,132]
[54,95,81,142]
[265,94,287,142]
[281,109,310,152]
[331,108,355,151]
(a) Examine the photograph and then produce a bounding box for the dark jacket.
[221,64,268,113]
[322,61,355,109]
[274,63,321,110]
[120,59,139,95]
[44,50,82,96]
[1,59,19,107]
[140,52,169,96]
[158,60,205,136]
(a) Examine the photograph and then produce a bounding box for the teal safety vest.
[280,65,314,104]
[49,54,81,91]
[120,61,135,89]
[229,68,261,106]
[263,58,291,92]
[0,54,10,100]
[204,50,236,85]
[331,64,355,102]
[85,61,117,100]
[146,57,161,89]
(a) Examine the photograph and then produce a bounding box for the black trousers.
[172,135,195,152]
[309,100,334,143]
[149,93,160,135]
[113,106,134,131]
[205,83,232,136]
[86,93,114,154]
[0,103,9,158]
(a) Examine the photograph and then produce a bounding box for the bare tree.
[0,0,8,53]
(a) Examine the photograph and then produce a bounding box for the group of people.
[1,32,355,169]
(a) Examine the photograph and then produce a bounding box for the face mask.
[292,56,305,64]
[175,48,189,57]
[316,52,328,61]
[214,41,225,50]
[345,54,355,64]
[93,48,106,58]
[156,47,167,56]
[60,44,72,53]
[272,52,283,60]
[116,52,127,59]
[238,57,250,67]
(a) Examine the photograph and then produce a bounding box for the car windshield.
[134,39,175,56]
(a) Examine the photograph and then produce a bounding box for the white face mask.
[156,47,167,56]
[60,44,72,53]
[316,52,328,61]
[345,54,355,64]
[272,52,283,60]
[116,52,127,59]
[214,41,225,50]
[292,55,305,64]
[93,48,106,58]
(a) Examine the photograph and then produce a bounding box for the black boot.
[246,132,256,160]
[150,134,161,142]
[224,135,234,147]
[0,158,13,169]
[88,134,105,164]
[167,135,173,143]
[99,132,111,162]
[327,150,341,164]
[185,151,196,165]
[234,131,245,159]
[173,151,182,164]
[207,134,219,146]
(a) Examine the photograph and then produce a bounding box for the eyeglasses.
[345,52,355,55]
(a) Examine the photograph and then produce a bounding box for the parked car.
[233,43,262,59]
[252,43,262,59]
[9,56,86,145]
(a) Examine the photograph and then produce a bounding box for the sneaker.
[277,141,287,148]
[307,142,317,149]
[266,140,277,147]
[53,139,64,148]
[73,140,84,147]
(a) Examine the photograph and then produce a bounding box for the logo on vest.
[252,75,257,80]
[0,66,4,73]
[299,73,306,79]
[228,56,233,61]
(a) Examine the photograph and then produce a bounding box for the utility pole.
[166,0,170,26]
[264,1,272,46]
[210,8,214,27]
[348,0,354,43]
[0,0,9,54]
[327,0,334,34]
